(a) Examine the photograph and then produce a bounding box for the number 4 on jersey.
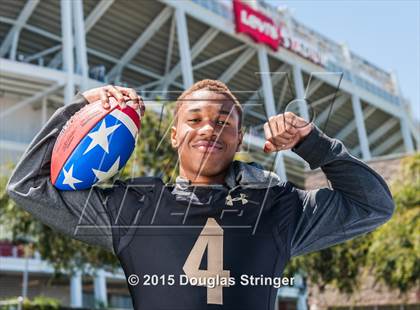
[183,218,231,305]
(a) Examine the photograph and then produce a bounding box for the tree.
[367,153,419,292]
[0,102,177,273]
[119,101,177,182]
[285,233,371,293]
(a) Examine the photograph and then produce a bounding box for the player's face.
[171,90,243,183]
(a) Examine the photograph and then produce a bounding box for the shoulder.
[100,177,163,219]
[269,180,297,197]
[233,160,298,200]
[124,176,162,186]
[233,160,285,189]
[118,176,163,195]
[99,176,163,198]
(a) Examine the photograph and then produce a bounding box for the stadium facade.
[0,0,418,309]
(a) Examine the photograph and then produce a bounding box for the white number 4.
[183,218,231,305]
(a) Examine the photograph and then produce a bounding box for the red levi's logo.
[233,0,280,51]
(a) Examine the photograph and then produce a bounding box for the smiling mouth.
[192,141,223,153]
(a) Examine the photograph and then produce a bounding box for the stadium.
[0,0,418,309]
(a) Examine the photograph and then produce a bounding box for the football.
[50,97,141,190]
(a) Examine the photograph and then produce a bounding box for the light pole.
[15,236,34,302]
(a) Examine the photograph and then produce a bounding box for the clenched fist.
[263,112,313,153]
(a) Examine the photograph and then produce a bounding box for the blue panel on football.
[54,114,136,190]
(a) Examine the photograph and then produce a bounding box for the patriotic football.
[50,98,141,190]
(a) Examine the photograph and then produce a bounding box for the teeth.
[195,144,221,150]
[194,142,221,149]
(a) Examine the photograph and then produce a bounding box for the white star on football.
[62,165,83,190]
[83,120,121,155]
[92,157,121,183]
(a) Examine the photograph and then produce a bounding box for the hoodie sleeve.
[6,93,115,253]
[288,125,395,258]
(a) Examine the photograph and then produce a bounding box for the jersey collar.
[175,160,282,190]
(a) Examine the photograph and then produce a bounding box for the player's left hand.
[263,112,313,153]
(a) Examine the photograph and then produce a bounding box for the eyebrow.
[186,108,231,115]
[187,108,201,113]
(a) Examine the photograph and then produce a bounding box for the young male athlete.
[7,80,395,309]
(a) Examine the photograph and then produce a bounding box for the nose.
[197,120,216,137]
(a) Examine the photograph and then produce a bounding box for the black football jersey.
[105,177,299,310]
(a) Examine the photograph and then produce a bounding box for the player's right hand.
[82,85,145,116]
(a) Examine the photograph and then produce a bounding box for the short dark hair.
[174,79,243,128]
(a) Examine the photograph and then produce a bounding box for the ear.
[171,126,178,149]
[236,129,244,152]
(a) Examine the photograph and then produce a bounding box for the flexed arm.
[264,112,395,257]
[6,86,145,253]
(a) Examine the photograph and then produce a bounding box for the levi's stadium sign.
[279,23,323,65]
[233,0,280,51]
[233,0,324,66]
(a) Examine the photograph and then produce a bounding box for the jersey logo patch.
[225,193,248,206]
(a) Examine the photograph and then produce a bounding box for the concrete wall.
[0,94,55,167]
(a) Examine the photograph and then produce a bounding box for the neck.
[179,167,226,185]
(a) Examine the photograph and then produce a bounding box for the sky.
[275,0,420,120]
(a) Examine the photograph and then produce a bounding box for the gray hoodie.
[6,93,395,256]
